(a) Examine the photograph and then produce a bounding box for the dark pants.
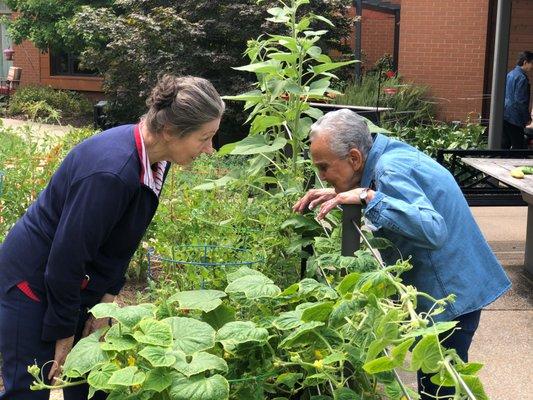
[0,286,107,400]
[502,120,527,149]
[417,309,482,399]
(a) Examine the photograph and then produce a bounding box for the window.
[50,51,96,76]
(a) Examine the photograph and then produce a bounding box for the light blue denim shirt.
[361,134,511,321]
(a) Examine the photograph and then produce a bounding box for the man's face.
[523,61,533,73]
[310,132,364,193]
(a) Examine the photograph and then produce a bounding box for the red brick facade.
[397,0,490,122]
[397,0,533,122]
[345,7,397,71]
[12,40,102,93]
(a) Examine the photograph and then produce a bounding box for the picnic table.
[462,157,533,279]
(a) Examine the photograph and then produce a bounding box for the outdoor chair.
[0,66,22,99]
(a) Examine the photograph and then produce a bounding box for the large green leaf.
[63,330,109,378]
[138,346,176,367]
[279,321,324,349]
[404,321,458,338]
[101,324,136,352]
[251,115,284,134]
[298,279,338,300]
[108,366,146,387]
[363,338,415,374]
[169,290,227,313]
[336,273,362,296]
[87,363,120,391]
[225,274,281,299]
[273,310,303,330]
[301,302,334,322]
[312,60,357,75]
[222,90,262,102]
[201,304,236,331]
[230,135,287,155]
[171,350,228,377]
[234,60,281,74]
[133,318,173,347]
[216,321,269,352]
[169,374,229,400]
[164,317,216,355]
[226,266,265,283]
[90,303,155,328]
[411,334,442,373]
[142,368,173,393]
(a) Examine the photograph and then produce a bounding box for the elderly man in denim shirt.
[294,109,511,399]
[503,51,533,149]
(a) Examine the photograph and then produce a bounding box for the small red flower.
[385,70,396,79]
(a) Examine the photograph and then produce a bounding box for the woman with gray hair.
[0,75,225,400]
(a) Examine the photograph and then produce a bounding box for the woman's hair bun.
[147,75,178,110]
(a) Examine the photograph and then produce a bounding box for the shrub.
[8,85,92,123]
[332,73,436,128]
[391,122,487,159]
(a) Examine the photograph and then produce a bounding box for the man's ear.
[348,148,364,171]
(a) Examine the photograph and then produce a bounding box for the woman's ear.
[348,148,364,172]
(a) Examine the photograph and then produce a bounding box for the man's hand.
[293,188,337,213]
[48,335,74,384]
[316,188,374,220]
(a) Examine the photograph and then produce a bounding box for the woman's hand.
[82,293,116,338]
[48,335,74,383]
[293,188,337,213]
[81,314,111,338]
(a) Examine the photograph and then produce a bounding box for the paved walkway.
[1,117,78,139]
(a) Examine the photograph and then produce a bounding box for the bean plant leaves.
[297,279,338,300]
[142,368,173,393]
[404,321,458,338]
[108,366,146,387]
[87,363,119,391]
[225,267,265,284]
[336,273,362,296]
[279,321,324,349]
[138,346,176,367]
[411,334,442,373]
[225,274,281,299]
[90,303,155,328]
[363,338,415,374]
[133,319,173,347]
[164,317,216,355]
[168,374,230,400]
[216,321,269,352]
[273,310,303,330]
[169,290,227,313]
[63,330,109,378]
[101,324,136,352]
[171,350,228,377]
[301,301,334,322]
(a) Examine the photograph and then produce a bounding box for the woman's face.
[164,118,220,165]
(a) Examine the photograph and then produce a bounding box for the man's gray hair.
[310,109,373,158]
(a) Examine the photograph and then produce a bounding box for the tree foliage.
[5,0,353,137]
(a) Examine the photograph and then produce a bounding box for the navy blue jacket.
[0,125,169,341]
[504,65,531,127]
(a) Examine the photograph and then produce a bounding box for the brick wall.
[345,7,396,71]
[12,40,41,87]
[398,0,490,122]
[508,0,533,108]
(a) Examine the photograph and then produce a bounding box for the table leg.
[522,193,533,279]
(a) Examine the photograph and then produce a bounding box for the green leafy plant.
[8,85,93,124]
[391,122,487,159]
[29,256,488,399]
[219,0,357,185]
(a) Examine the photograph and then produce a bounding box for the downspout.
[354,0,362,83]
[488,0,512,149]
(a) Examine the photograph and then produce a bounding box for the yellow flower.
[314,350,324,360]
[128,356,136,366]
[313,359,324,370]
